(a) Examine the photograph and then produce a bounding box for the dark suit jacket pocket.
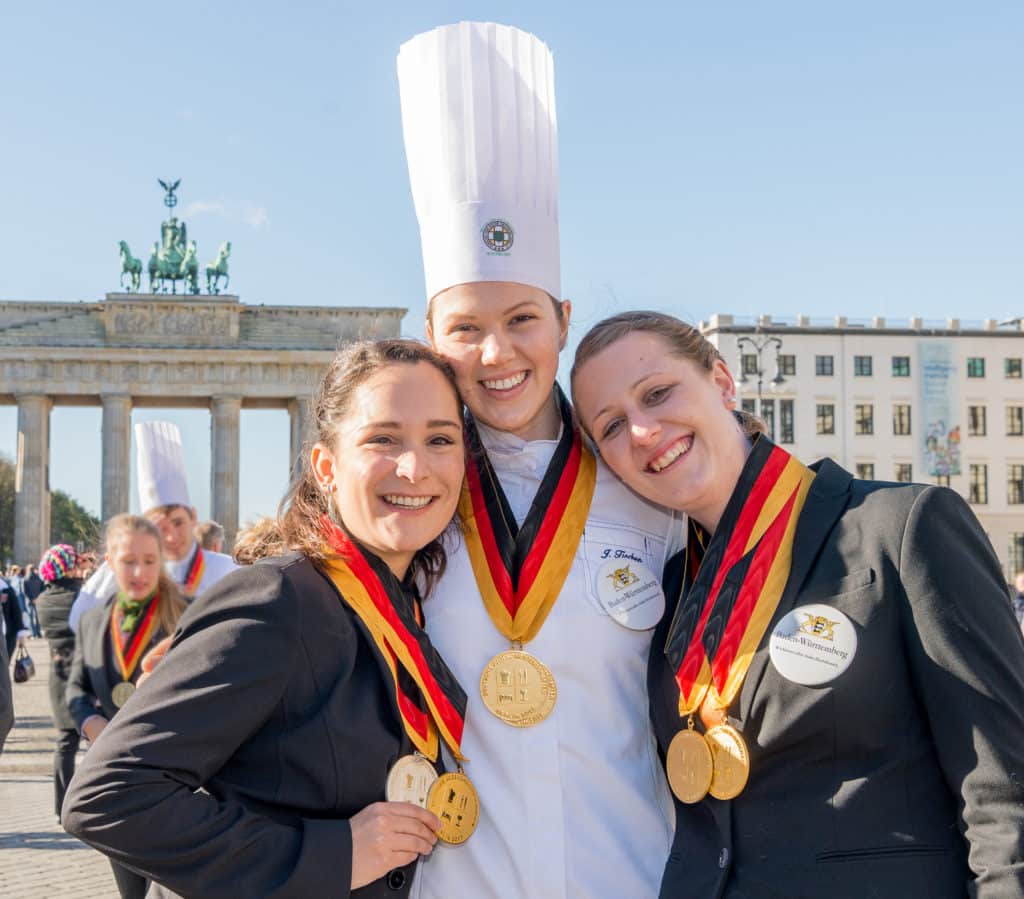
[817,843,949,862]
[801,567,875,603]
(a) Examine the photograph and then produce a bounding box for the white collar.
[167,542,200,582]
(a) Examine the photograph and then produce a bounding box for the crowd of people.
[2,19,1024,899]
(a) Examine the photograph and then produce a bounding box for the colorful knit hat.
[39,544,77,584]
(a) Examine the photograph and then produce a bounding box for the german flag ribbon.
[110,592,161,683]
[183,545,206,597]
[320,521,468,762]
[665,437,815,718]
[459,388,597,645]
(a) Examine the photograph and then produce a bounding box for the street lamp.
[736,335,786,416]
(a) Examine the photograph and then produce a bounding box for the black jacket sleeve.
[897,486,1024,897]
[61,563,353,899]
[65,620,101,733]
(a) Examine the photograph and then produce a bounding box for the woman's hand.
[349,801,441,890]
[82,716,108,743]
[137,636,173,686]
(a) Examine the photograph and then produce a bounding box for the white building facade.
[702,314,1024,582]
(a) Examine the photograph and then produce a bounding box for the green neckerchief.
[115,588,157,636]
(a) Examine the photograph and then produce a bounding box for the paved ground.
[1,638,118,897]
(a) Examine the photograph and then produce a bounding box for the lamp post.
[736,334,786,416]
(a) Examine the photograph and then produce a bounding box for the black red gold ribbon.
[665,437,815,717]
[183,545,206,596]
[459,389,597,644]
[321,522,467,761]
[110,593,160,683]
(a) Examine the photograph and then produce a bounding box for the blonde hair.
[232,517,287,565]
[104,513,187,635]
[570,310,766,438]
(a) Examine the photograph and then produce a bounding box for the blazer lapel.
[737,458,853,722]
[91,602,115,715]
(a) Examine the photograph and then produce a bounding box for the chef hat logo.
[482,219,514,254]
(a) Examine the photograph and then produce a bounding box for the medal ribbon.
[665,437,815,717]
[183,545,206,596]
[459,389,597,644]
[320,522,468,762]
[110,592,161,683]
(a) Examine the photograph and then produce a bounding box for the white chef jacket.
[413,423,685,899]
[69,542,238,633]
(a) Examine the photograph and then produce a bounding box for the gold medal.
[479,649,557,727]
[385,754,439,808]
[706,722,750,800]
[427,771,480,844]
[111,681,136,708]
[665,725,713,804]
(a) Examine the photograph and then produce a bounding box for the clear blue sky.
[1,1,1021,529]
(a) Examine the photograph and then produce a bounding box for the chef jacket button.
[718,847,730,869]
[387,869,407,890]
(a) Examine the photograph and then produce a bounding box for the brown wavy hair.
[570,311,766,438]
[278,339,463,595]
[104,514,187,636]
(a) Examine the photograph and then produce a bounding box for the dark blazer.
[65,596,170,732]
[652,460,1024,899]
[36,578,82,733]
[62,553,435,899]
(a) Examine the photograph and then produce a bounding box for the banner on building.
[919,341,961,476]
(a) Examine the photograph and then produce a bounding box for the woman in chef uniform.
[397,22,685,899]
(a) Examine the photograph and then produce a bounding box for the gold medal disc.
[479,649,557,727]
[706,723,750,800]
[665,727,713,804]
[427,772,480,844]
[385,754,438,808]
[111,681,136,708]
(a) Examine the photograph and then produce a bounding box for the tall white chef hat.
[135,421,191,512]
[398,21,560,302]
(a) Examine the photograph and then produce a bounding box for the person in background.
[69,422,237,631]
[66,515,188,899]
[1,575,28,660]
[23,564,44,637]
[195,520,225,554]
[571,310,1024,899]
[35,543,86,816]
[63,339,469,899]
[78,553,99,581]
[0,635,12,754]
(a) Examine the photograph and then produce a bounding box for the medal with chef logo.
[461,389,596,728]
[321,524,478,842]
[109,591,161,708]
[664,438,816,802]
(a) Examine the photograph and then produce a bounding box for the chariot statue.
[206,241,231,294]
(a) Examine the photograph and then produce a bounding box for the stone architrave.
[14,394,52,565]
[210,395,242,550]
[101,394,132,521]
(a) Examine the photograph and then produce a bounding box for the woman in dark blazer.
[63,340,471,899]
[572,311,1024,899]
[35,543,85,816]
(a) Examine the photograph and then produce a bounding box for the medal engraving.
[665,728,713,804]
[480,649,557,727]
[111,681,136,708]
[385,754,438,808]
[706,723,750,800]
[427,772,480,844]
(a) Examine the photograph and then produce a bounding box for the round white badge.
[594,558,665,630]
[769,603,857,686]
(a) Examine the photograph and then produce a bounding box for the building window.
[892,404,912,436]
[1009,465,1024,505]
[855,404,874,435]
[854,355,873,376]
[741,354,758,376]
[894,463,913,483]
[855,463,875,480]
[969,464,988,505]
[777,354,796,377]
[967,357,985,378]
[780,400,794,444]
[741,398,756,416]
[935,474,951,487]
[816,404,835,435]
[1010,533,1024,578]
[968,405,987,437]
[1007,358,1023,379]
[891,356,911,377]
[761,400,776,441]
[1009,406,1024,437]
[815,355,834,376]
